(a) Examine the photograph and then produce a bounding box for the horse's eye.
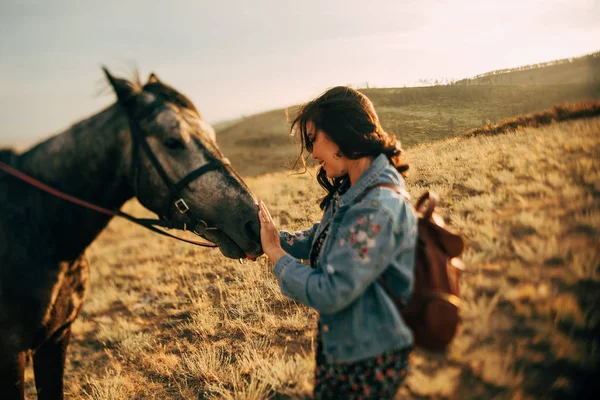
[164,138,185,150]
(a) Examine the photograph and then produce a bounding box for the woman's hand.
[258,200,287,263]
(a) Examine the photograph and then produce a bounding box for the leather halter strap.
[125,104,230,228]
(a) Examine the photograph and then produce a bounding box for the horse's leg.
[33,325,71,400]
[0,350,27,400]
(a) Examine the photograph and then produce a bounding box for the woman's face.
[306,121,346,179]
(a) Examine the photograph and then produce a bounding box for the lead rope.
[0,160,218,247]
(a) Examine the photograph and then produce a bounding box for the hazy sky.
[1,0,598,147]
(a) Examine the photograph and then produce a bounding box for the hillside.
[455,51,600,86]
[217,82,600,177]
[19,115,598,399]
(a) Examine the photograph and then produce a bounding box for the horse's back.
[0,148,20,205]
[0,148,31,268]
[0,148,18,234]
[0,148,18,187]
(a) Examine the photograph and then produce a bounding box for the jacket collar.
[338,153,395,207]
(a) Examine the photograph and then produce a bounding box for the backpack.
[366,185,466,352]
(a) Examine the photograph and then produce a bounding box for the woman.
[258,86,417,399]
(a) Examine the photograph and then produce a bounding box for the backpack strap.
[363,185,455,309]
[415,191,438,219]
[378,277,461,310]
[377,275,407,308]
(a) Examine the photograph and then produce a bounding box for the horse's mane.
[101,68,200,117]
[143,81,200,117]
[1,71,203,166]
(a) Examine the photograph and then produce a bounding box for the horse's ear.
[102,67,140,104]
[147,73,160,84]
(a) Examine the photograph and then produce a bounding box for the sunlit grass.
[17,115,599,399]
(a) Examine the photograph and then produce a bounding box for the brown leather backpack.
[367,186,466,352]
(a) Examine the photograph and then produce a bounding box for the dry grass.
[465,100,600,137]
[21,117,600,399]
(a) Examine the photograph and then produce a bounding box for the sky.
[1,0,599,148]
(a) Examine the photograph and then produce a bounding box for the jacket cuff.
[273,254,314,306]
[273,254,295,278]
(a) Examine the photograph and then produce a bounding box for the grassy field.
[19,114,599,399]
[216,82,600,177]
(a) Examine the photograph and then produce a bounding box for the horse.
[0,68,263,399]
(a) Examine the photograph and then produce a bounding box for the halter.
[126,101,230,236]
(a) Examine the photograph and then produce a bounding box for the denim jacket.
[274,154,418,363]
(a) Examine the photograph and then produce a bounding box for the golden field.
[18,111,599,399]
[14,54,600,398]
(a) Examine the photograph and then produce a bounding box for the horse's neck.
[17,105,134,258]
[20,105,133,207]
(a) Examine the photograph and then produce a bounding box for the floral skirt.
[314,328,411,400]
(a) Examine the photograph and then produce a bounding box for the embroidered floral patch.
[341,214,381,263]
[283,230,308,246]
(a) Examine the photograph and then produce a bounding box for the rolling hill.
[455,51,600,86]
[215,51,600,177]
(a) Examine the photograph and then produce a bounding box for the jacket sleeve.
[279,222,320,260]
[273,202,406,315]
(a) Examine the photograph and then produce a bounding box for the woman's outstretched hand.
[258,200,287,263]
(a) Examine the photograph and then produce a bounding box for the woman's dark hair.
[289,86,409,209]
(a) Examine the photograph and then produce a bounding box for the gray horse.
[0,69,263,399]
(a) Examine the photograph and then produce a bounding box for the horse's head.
[103,68,262,259]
